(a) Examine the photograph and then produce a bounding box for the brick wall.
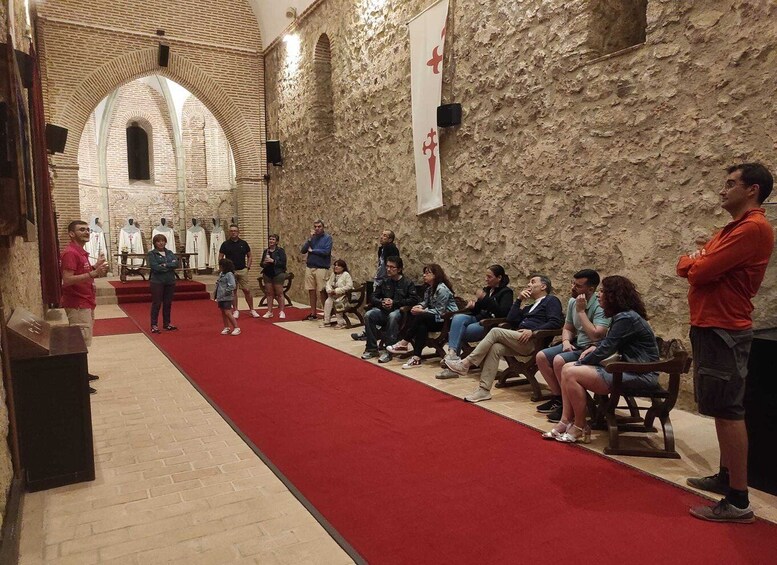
[37,0,268,254]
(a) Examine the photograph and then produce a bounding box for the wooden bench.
[591,337,691,459]
[258,272,294,307]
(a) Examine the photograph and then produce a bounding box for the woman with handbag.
[322,259,354,328]
[260,234,287,319]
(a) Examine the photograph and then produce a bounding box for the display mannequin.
[118,218,144,265]
[185,218,208,270]
[84,216,107,266]
[152,217,177,253]
[208,218,225,269]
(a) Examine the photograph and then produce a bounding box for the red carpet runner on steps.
[120,299,777,564]
[109,280,209,304]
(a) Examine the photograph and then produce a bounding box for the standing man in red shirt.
[677,163,774,523]
[61,220,109,393]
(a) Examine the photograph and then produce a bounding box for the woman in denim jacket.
[147,233,179,333]
[215,258,240,335]
[389,263,458,369]
[543,275,659,443]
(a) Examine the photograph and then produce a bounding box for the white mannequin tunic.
[186,224,208,270]
[208,227,225,268]
[118,223,144,266]
[152,225,177,254]
[85,217,107,267]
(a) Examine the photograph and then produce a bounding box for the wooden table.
[114,252,196,282]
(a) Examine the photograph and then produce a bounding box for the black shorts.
[217,300,233,310]
[690,326,753,421]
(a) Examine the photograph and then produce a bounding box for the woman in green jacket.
[147,233,179,333]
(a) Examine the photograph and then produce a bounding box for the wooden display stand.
[7,308,95,491]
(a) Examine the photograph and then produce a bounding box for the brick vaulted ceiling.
[248,0,316,47]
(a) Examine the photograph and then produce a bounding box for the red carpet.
[93,317,141,336]
[108,280,209,303]
[120,299,777,564]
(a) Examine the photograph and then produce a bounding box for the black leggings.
[406,312,444,356]
[150,282,175,326]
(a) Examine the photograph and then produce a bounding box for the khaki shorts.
[234,269,251,291]
[304,267,328,291]
[66,307,95,347]
[262,273,287,285]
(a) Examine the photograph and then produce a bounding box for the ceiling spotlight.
[285,7,297,20]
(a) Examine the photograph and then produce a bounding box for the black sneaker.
[537,397,561,414]
[687,473,730,496]
[305,313,318,321]
[689,498,755,524]
[378,351,392,364]
[361,350,379,360]
[351,331,367,341]
[546,405,563,423]
[88,373,99,381]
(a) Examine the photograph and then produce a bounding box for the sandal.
[401,356,423,369]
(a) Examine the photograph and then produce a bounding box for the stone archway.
[47,47,266,250]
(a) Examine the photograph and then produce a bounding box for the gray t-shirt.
[565,295,610,348]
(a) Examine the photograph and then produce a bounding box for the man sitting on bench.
[361,257,417,361]
[445,274,563,403]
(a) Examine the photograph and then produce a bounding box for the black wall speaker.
[437,103,462,127]
[45,124,68,154]
[15,50,33,89]
[158,44,170,67]
[266,140,282,166]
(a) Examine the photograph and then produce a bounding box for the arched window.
[313,34,335,138]
[126,122,151,180]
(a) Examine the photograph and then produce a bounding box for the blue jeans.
[364,308,403,351]
[447,314,486,356]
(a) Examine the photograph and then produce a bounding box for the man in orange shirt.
[677,163,774,523]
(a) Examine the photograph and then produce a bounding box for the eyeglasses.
[723,180,749,191]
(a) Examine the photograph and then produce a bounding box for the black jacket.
[472,285,514,320]
[371,276,418,310]
[260,247,287,277]
[506,294,564,331]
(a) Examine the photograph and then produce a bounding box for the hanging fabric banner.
[408,0,449,215]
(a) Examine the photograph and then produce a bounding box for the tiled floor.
[19,294,777,564]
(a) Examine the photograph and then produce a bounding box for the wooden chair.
[258,272,294,307]
[592,337,691,459]
[491,327,563,401]
[325,283,368,329]
[397,297,468,361]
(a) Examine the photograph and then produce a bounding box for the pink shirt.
[60,242,96,309]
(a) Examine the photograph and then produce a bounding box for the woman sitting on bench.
[388,263,458,369]
[542,275,659,444]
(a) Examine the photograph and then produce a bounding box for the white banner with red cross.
[408,0,449,215]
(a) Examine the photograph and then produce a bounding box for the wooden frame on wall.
[0,34,36,245]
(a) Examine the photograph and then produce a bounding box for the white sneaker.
[231,328,241,335]
[279,311,286,319]
[250,310,260,318]
[233,310,240,319]
[221,327,231,335]
[263,311,274,319]
[464,388,492,403]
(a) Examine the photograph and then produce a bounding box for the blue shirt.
[300,233,333,269]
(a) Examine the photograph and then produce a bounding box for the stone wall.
[0,0,42,530]
[265,0,777,398]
